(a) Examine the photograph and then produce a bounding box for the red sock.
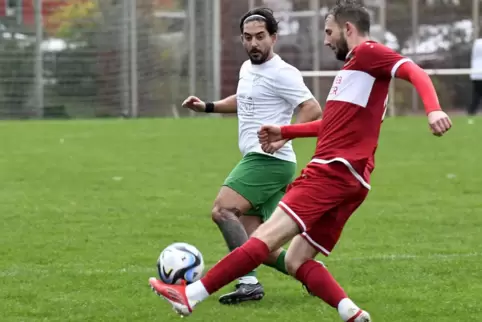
[200,237,269,294]
[295,259,347,308]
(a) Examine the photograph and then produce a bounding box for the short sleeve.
[274,66,314,107]
[355,42,412,78]
[239,60,249,78]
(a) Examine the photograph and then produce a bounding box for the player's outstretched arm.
[210,95,237,113]
[356,43,452,136]
[260,98,323,154]
[182,95,237,113]
[258,121,320,153]
[258,65,323,154]
[280,120,322,139]
[258,120,321,143]
[395,62,452,136]
[258,120,321,153]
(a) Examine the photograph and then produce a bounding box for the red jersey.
[310,41,411,189]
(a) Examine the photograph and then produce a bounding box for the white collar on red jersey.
[345,40,378,62]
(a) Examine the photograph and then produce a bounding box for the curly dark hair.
[328,0,371,35]
[239,7,279,35]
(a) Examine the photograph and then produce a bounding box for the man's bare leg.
[148,206,301,315]
[240,216,325,296]
[240,215,288,273]
[211,186,252,252]
[149,208,370,321]
[211,186,265,304]
[217,214,290,304]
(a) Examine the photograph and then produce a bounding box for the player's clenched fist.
[258,125,287,154]
[182,96,206,112]
[258,125,283,144]
[428,111,452,136]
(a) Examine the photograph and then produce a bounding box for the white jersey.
[471,38,482,80]
[236,54,314,163]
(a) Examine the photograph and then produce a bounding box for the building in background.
[0,0,71,26]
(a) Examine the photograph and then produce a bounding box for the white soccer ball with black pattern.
[157,242,204,285]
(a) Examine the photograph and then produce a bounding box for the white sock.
[238,275,259,285]
[337,298,361,321]
[185,281,209,308]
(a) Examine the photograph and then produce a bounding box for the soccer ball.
[157,242,204,285]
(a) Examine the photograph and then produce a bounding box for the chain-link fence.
[0,0,219,119]
[0,0,479,119]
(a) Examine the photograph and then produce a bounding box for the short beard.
[248,50,269,64]
[335,36,349,61]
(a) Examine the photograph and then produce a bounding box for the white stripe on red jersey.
[310,41,412,189]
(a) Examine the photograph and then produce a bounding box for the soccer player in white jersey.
[149,1,451,321]
[179,7,322,304]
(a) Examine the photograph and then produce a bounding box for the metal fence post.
[188,0,196,116]
[378,0,395,117]
[473,0,480,40]
[311,0,320,102]
[411,0,419,112]
[121,0,130,117]
[130,0,138,118]
[213,0,221,101]
[34,0,44,118]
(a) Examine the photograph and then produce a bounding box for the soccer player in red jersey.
[148,1,452,321]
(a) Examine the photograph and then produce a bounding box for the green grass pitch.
[0,116,481,321]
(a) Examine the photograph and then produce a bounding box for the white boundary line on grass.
[0,252,480,277]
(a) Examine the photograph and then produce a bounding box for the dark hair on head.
[328,0,371,35]
[239,7,278,35]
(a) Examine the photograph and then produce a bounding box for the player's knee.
[211,206,241,225]
[211,205,225,224]
[211,205,221,223]
[285,253,311,276]
[284,256,302,276]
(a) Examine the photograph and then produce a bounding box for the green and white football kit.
[219,54,314,304]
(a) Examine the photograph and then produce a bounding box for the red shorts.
[279,162,369,256]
